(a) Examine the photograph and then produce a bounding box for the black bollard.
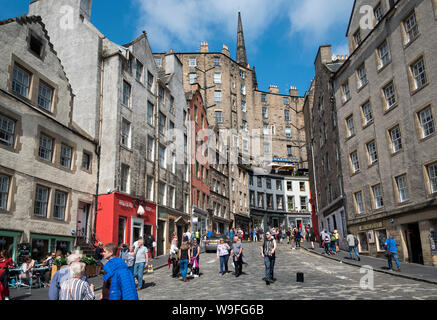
[297,272,304,282]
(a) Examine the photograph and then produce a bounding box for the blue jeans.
[387,252,401,270]
[349,246,359,259]
[264,256,275,280]
[128,265,135,276]
[180,259,189,279]
[134,262,145,289]
[219,255,229,274]
[330,241,336,252]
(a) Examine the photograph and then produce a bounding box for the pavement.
[297,240,437,285]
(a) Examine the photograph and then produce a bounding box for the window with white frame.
[0,174,10,210]
[427,162,437,194]
[362,102,373,125]
[287,145,292,156]
[285,127,291,137]
[266,178,272,189]
[214,91,222,102]
[287,181,292,191]
[242,120,247,132]
[147,136,154,161]
[276,180,282,191]
[389,125,402,153]
[54,191,67,220]
[374,4,383,23]
[357,64,368,88]
[354,30,362,48]
[350,151,360,173]
[288,196,294,211]
[300,182,306,191]
[120,164,130,192]
[240,70,246,79]
[158,144,166,168]
[262,107,268,119]
[168,186,175,208]
[411,58,427,90]
[0,114,15,147]
[214,72,222,84]
[146,176,154,201]
[261,94,266,102]
[154,57,162,67]
[60,144,72,169]
[147,71,154,90]
[136,60,143,82]
[213,57,221,66]
[38,82,53,111]
[34,185,49,217]
[147,101,154,125]
[158,112,166,136]
[342,81,351,102]
[372,184,384,209]
[396,174,410,202]
[241,83,246,95]
[418,107,435,138]
[264,142,271,154]
[241,100,246,112]
[189,73,197,84]
[158,182,166,205]
[38,134,53,161]
[121,118,131,148]
[377,40,390,68]
[284,109,290,121]
[215,111,223,123]
[300,196,308,211]
[354,191,364,214]
[12,65,31,98]
[404,11,419,44]
[189,58,197,67]
[367,140,378,164]
[277,195,284,210]
[383,82,397,110]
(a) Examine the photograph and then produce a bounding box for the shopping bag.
[147,264,154,273]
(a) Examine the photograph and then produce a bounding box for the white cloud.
[287,0,353,42]
[133,0,287,52]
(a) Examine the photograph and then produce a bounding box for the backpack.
[354,236,359,247]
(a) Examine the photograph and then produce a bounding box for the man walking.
[230,236,243,277]
[346,231,360,261]
[101,243,138,300]
[384,235,401,272]
[260,231,277,285]
[133,239,148,290]
[321,229,331,255]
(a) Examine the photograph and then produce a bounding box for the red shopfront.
[96,193,156,247]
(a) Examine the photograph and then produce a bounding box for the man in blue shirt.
[384,235,401,272]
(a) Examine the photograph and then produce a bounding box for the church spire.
[236,12,248,67]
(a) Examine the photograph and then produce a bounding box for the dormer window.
[29,32,43,57]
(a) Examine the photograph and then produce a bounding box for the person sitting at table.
[0,250,14,300]
[40,252,56,287]
[19,255,35,285]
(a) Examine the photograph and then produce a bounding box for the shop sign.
[192,217,198,224]
[358,222,382,231]
[119,200,134,209]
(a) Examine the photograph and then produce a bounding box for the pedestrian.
[19,255,35,285]
[321,229,331,255]
[294,228,301,248]
[118,244,129,260]
[346,231,360,261]
[286,228,291,244]
[258,227,264,242]
[186,228,192,243]
[133,236,143,250]
[191,239,200,278]
[229,228,235,240]
[384,235,401,272]
[49,253,88,300]
[94,242,104,275]
[207,230,213,239]
[333,230,340,253]
[0,250,14,300]
[144,234,154,259]
[330,231,337,255]
[260,231,277,285]
[59,261,95,300]
[253,228,258,242]
[309,228,316,249]
[101,243,138,300]
[216,238,231,276]
[230,236,243,277]
[133,239,148,290]
[195,230,200,246]
[125,246,136,275]
[179,241,191,282]
[169,237,179,278]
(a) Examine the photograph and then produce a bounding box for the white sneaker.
[5,297,10,300]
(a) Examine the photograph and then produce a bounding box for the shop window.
[357,232,369,252]
[31,238,49,261]
[375,229,387,252]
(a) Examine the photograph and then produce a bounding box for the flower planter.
[51,265,61,280]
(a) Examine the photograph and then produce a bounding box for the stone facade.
[0,16,98,261]
[335,0,437,265]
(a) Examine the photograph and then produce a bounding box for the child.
[190,239,200,277]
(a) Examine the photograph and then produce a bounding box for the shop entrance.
[406,223,424,264]
[157,220,165,256]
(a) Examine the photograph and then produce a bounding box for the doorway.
[77,202,90,239]
[406,223,424,264]
[157,220,166,256]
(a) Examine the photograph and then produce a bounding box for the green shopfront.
[29,234,73,261]
[0,230,21,262]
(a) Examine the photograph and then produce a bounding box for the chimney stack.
[268,85,279,94]
[222,44,230,57]
[200,41,209,53]
[289,86,298,97]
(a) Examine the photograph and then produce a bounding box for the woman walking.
[216,238,231,276]
[0,250,14,300]
[169,237,179,278]
[191,239,200,278]
[59,261,95,300]
[309,228,316,249]
[179,241,191,282]
[125,246,136,275]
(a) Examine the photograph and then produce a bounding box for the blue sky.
[0,0,354,96]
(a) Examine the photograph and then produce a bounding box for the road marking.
[207,259,216,264]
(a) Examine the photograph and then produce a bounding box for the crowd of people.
[0,224,405,300]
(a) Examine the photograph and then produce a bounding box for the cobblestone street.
[137,242,437,300]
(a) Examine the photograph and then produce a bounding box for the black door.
[407,223,424,264]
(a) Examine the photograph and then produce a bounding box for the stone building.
[0,16,98,261]
[29,0,190,256]
[304,45,349,246]
[334,0,437,265]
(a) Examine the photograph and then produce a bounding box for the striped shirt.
[59,278,95,300]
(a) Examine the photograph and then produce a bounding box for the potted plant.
[51,257,68,279]
[81,256,98,277]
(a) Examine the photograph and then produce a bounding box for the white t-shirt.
[186,232,191,239]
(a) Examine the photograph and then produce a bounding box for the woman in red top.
[0,250,14,300]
